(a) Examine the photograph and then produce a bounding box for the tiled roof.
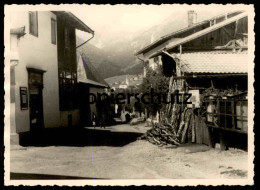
[180,52,248,74]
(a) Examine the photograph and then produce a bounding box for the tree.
[139,66,170,116]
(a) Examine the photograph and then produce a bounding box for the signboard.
[20,87,28,110]
[187,90,200,108]
[29,72,42,85]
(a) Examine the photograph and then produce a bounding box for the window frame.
[64,27,70,49]
[51,18,56,45]
[29,11,38,37]
[59,70,78,111]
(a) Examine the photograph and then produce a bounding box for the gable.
[77,55,87,83]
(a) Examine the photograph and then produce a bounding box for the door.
[29,85,44,131]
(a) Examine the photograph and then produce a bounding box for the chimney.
[188,10,197,27]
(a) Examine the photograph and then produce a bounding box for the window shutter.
[29,11,38,36]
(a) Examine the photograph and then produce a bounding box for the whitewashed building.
[8,11,94,144]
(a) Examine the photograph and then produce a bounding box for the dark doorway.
[29,86,44,131]
[27,68,45,131]
[78,83,92,126]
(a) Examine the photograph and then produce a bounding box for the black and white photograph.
[4,4,254,186]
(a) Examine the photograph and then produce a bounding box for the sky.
[73,5,186,47]
[73,5,179,34]
[71,4,241,48]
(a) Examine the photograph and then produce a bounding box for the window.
[10,67,15,103]
[64,27,71,64]
[59,71,78,110]
[64,27,70,49]
[29,11,38,37]
[51,19,56,44]
[154,57,159,63]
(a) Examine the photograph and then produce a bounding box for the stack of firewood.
[138,107,197,146]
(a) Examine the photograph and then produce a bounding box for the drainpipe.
[76,32,95,49]
[136,56,146,77]
[136,56,145,64]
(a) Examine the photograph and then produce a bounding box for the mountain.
[76,36,144,79]
[76,36,125,79]
[77,10,227,79]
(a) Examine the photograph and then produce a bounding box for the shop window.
[29,11,38,37]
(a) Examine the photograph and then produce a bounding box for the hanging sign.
[20,87,28,110]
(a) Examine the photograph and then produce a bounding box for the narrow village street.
[10,123,248,179]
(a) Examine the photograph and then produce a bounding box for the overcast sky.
[73,5,179,39]
[73,5,184,48]
[71,4,241,48]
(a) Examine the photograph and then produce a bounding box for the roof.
[165,12,248,51]
[148,11,248,59]
[85,79,108,87]
[52,11,94,34]
[77,52,109,88]
[180,52,248,74]
[135,11,243,55]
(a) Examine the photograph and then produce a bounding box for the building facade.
[9,11,93,143]
[136,11,246,77]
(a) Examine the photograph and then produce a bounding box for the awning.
[52,11,94,34]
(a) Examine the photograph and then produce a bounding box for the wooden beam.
[181,46,247,51]
[166,12,248,51]
[222,26,233,39]
[173,73,247,79]
[180,45,182,54]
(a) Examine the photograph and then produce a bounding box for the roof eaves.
[135,10,243,56]
[53,11,94,34]
[165,12,248,51]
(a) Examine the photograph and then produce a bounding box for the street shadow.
[10,172,108,180]
[19,127,143,147]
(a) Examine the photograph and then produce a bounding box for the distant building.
[77,52,109,126]
[118,75,129,89]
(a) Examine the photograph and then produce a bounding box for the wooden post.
[208,127,216,148]
[231,100,235,130]
[219,130,228,151]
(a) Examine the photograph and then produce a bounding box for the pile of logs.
[138,77,200,146]
[138,107,197,146]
